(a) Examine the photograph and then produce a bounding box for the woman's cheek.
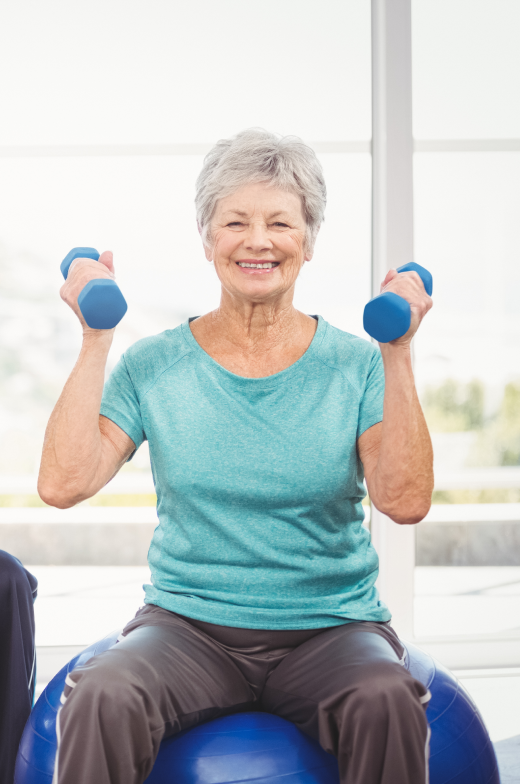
[211,232,232,263]
[285,231,305,254]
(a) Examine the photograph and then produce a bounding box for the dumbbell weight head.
[60,247,128,330]
[60,247,101,279]
[398,262,433,297]
[363,262,433,343]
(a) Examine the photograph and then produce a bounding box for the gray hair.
[195,128,326,249]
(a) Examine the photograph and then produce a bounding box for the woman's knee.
[344,663,428,726]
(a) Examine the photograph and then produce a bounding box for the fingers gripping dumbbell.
[60,247,128,330]
[363,262,433,343]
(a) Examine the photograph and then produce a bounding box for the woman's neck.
[189,297,317,378]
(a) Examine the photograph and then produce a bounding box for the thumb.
[98,250,115,276]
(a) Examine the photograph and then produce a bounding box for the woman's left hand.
[379,268,433,346]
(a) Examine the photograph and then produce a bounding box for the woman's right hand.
[60,250,116,334]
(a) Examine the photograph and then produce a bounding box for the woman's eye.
[227,222,244,228]
[272,222,289,228]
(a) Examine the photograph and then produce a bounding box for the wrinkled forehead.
[213,183,305,223]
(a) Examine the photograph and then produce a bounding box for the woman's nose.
[245,222,272,251]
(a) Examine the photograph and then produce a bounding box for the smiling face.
[204,181,313,308]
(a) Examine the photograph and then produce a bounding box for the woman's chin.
[234,277,286,300]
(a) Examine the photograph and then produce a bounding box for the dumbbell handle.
[363,262,433,343]
[60,247,128,330]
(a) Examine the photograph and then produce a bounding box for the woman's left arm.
[357,269,434,525]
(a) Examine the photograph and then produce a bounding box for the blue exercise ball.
[145,712,338,784]
[15,634,499,784]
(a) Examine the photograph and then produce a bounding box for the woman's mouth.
[236,261,280,273]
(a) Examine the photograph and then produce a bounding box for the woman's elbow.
[37,476,85,509]
[372,488,432,525]
[38,484,74,509]
[385,498,432,526]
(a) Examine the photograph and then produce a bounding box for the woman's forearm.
[38,332,115,508]
[370,344,434,524]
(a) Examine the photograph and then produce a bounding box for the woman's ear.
[304,227,319,262]
[304,243,314,263]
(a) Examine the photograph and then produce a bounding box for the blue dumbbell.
[363,262,433,343]
[60,247,128,330]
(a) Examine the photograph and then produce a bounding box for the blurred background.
[0,0,519,773]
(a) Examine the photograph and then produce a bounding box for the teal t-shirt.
[100,315,390,629]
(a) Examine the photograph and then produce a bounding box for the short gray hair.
[195,128,326,249]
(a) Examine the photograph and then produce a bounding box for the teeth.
[238,262,277,268]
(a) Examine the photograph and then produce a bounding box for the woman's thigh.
[262,623,429,784]
[64,605,256,737]
[261,621,428,742]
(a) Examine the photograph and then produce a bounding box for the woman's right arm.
[38,252,135,508]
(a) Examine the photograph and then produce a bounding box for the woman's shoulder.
[119,322,192,386]
[318,319,380,366]
[316,319,382,390]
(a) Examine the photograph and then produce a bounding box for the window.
[412,1,520,668]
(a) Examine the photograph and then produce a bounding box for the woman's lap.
[66,606,424,733]
[57,606,429,784]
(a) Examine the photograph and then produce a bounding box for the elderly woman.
[39,128,433,784]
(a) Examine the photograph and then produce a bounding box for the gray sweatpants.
[54,606,430,784]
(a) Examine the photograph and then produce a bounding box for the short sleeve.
[100,355,146,451]
[357,349,385,438]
